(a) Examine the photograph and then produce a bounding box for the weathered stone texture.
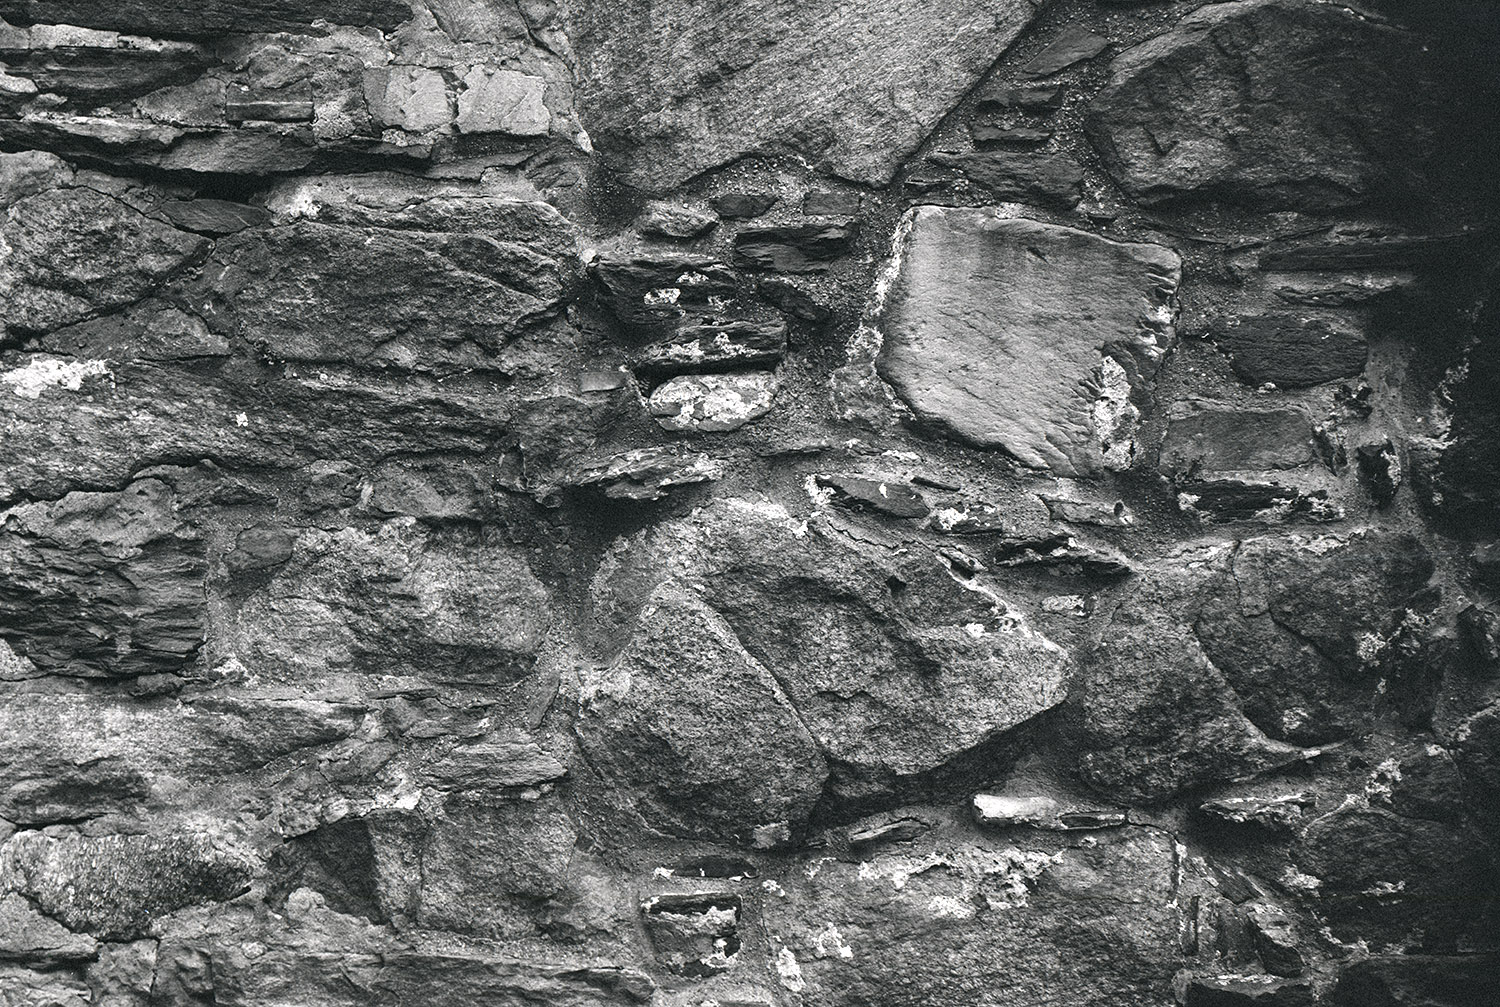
[0,0,1495,1003]
[878,208,1180,476]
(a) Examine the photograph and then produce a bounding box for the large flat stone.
[1085,0,1485,211]
[564,0,1048,191]
[877,208,1180,477]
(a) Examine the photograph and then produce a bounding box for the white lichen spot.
[775,947,805,992]
[643,286,681,305]
[762,879,787,897]
[812,923,855,960]
[235,411,249,426]
[1280,866,1323,893]
[1362,880,1406,898]
[652,866,675,879]
[1091,355,1140,470]
[2,357,110,398]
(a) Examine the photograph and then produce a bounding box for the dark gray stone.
[1086,0,1486,211]
[927,150,1084,208]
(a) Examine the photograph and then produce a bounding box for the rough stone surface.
[878,208,1180,477]
[1086,0,1493,211]
[565,0,1047,191]
[0,1,1495,1002]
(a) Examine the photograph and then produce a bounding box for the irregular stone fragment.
[641,892,741,976]
[1040,496,1135,528]
[979,85,1065,111]
[764,831,1183,1006]
[877,208,1180,477]
[1211,313,1369,388]
[363,66,451,132]
[0,358,519,506]
[422,733,567,793]
[417,795,577,930]
[225,524,294,574]
[224,83,313,122]
[0,687,363,824]
[632,318,787,379]
[1248,905,1307,977]
[455,66,549,136]
[565,0,1048,190]
[1185,976,1314,1007]
[0,1,415,35]
[1199,794,1313,831]
[0,187,206,336]
[732,222,857,273]
[570,447,722,501]
[648,372,778,433]
[1,831,252,940]
[927,150,1083,207]
[969,122,1053,148]
[1074,547,1310,801]
[38,299,228,361]
[201,193,577,370]
[1159,403,1317,476]
[1329,954,1500,1007]
[0,479,205,678]
[593,499,1069,779]
[234,522,551,687]
[577,585,829,844]
[712,192,777,219]
[803,190,861,216]
[816,474,930,519]
[1357,439,1402,505]
[160,198,270,235]
[592,253,737,337]
[1293,806,1500,950]
[0,40,209,105]
[0,893,99,965]
[847,816,931,850]
[639,202,717,240]
[1021,26,1109,78]
[972,794,1125,831]
[991,534,1133,578]
[0,150,72,207]
[1085,0,1485,210]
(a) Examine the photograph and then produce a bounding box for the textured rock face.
[565,0,1046,190]
[1085,0,1490,212]
[878,208,1180,476]
[2,0,1499,1004]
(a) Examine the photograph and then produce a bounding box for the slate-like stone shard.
[1211,313,1369,388]
[564,0,1049,191]
[1085,0,1484,211]
[732,222,857,273]
[927,151,1084,208]
[632,318,788,379]
[0,1,415,37]
[877,208,1180,477]
[0,479,206,678]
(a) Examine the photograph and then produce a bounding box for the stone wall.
[1,1,1499,1004]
